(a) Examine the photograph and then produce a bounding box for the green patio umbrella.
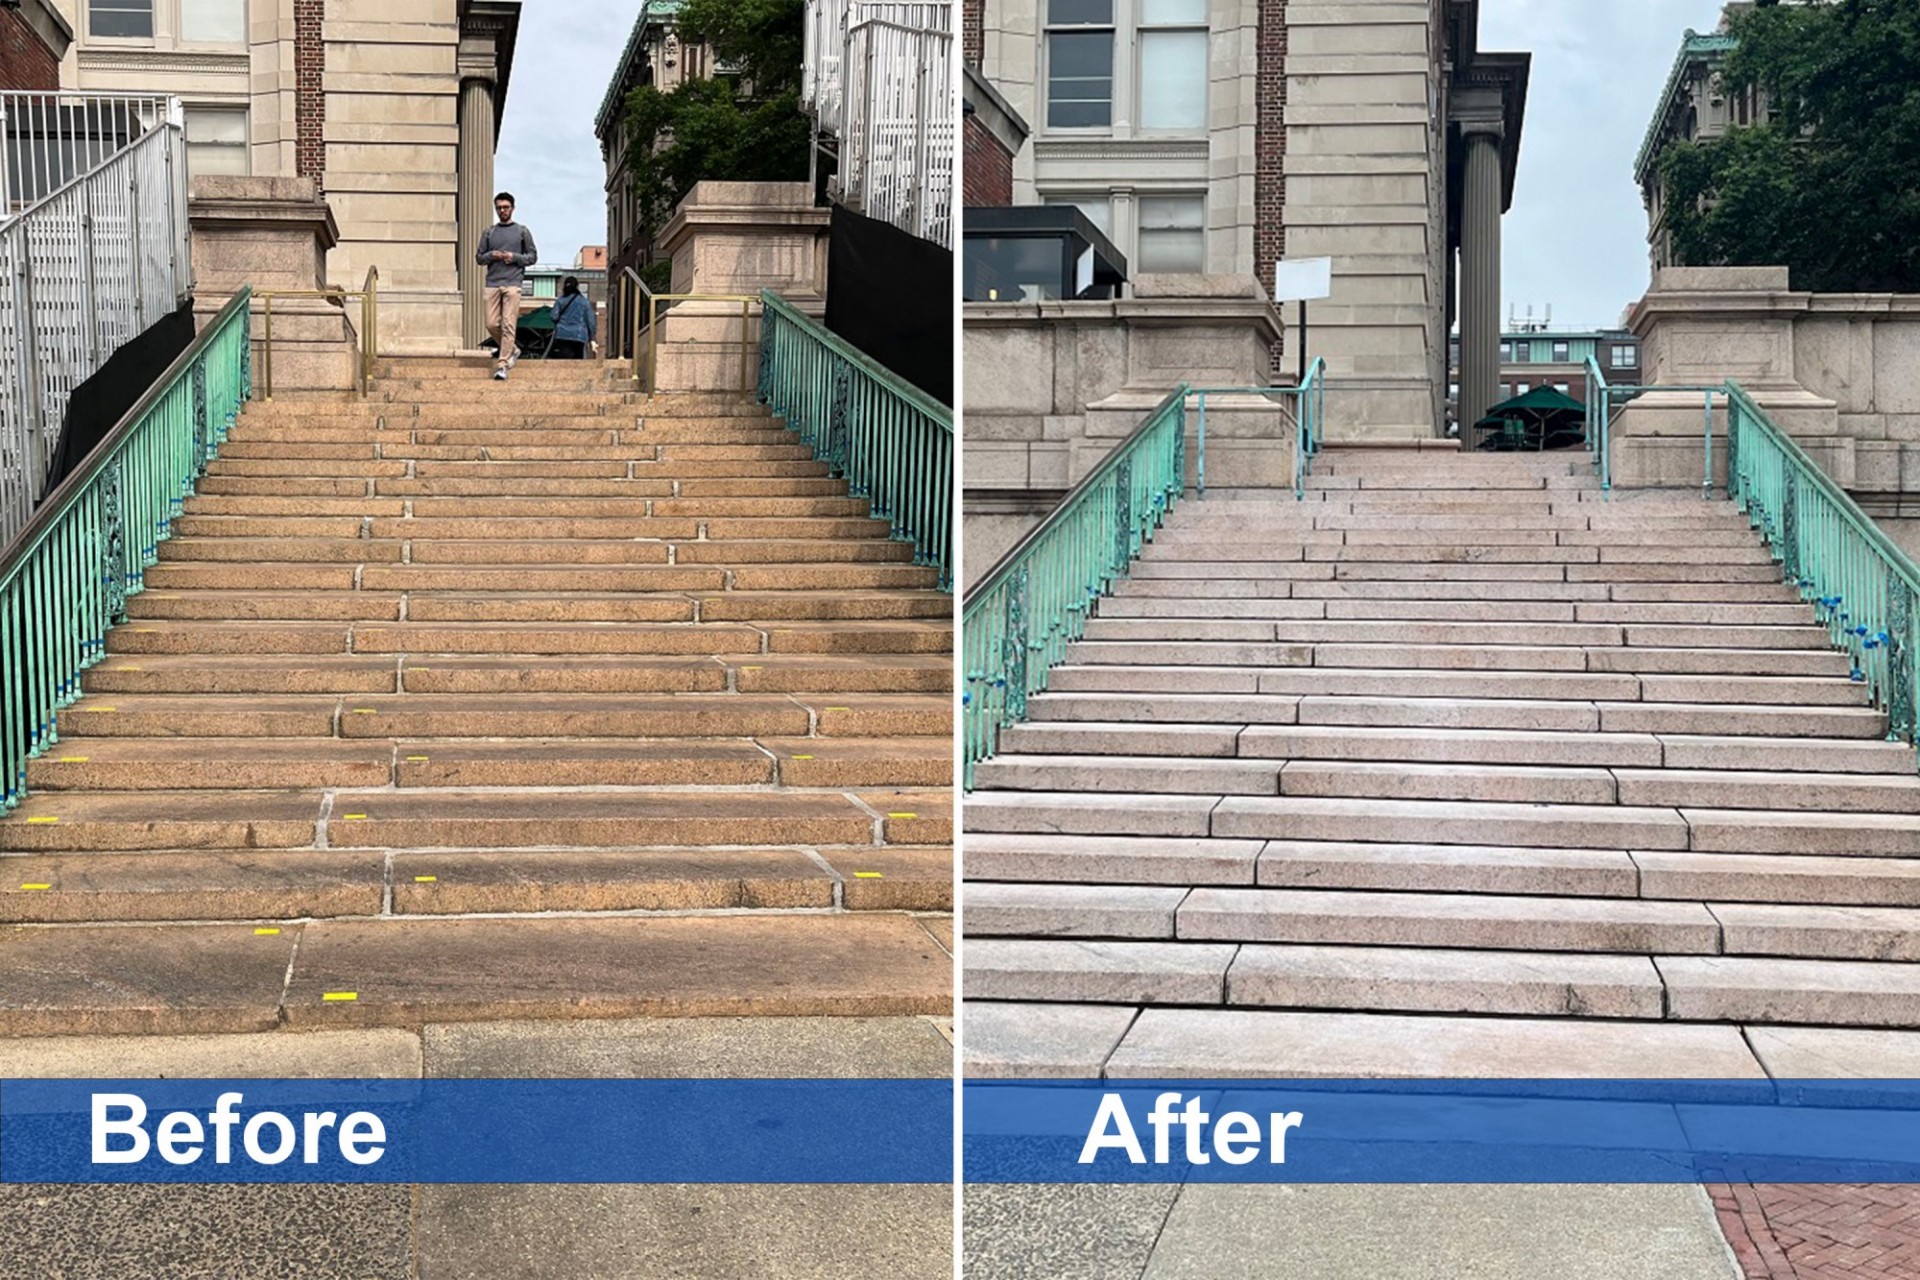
[1471,385,1587,451]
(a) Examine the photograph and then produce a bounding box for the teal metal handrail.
[1584,354,1722,496]
[0,287,251,809]
[961,384,1190,787]
[756,289,953,589]
[1185,360,1325,501]
[1724,381,1920,748]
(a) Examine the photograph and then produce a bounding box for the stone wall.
[962,274,1288,586]
[1613,266,1920,554]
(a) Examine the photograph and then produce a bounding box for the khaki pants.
[485,286,522,365]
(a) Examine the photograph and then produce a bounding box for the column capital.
[1458,118,1504,142]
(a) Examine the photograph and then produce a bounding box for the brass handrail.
[644,292,760,399]
[252,273,380,401]
[617,266,653,380]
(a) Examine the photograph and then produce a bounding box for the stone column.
[456,74,496,348]
[1458,122,1504,433]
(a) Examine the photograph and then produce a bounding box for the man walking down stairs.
[0,355,955,1273]
[967,447,1920,1077]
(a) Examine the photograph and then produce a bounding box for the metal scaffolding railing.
[802,0,954,248]
[0,92,175,215]
[0,94,191,546]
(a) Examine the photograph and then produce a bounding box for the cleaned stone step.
[1294,695,1599,733]
[962,833,1263,886]
[1211,796,1691,850]
[964,792,1219,839]
[1683,808,1920,857]
[1226,945,1666,1018]
[1278,760,1619,805]
[1240,724,1663,767]
[963,939,1235,1005]
[963,883,1190,939]
[1178,887,1719,953]
[972,755,1281,796]
[1027,693,1301,725]
[1635,852,1920,907]
[1599,702,1887,738]
[998,723,1244,757]
[1257,841,1638,898]
[1618,769,1920,813]
[1712,902,1920,961]
[1102,1007,1766,1078]
[1659,955,1920,1027]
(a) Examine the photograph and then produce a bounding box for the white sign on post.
[1273,257,1333,303]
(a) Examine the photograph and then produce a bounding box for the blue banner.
[963,1079,1920,1184]
[0,1079,953,1184]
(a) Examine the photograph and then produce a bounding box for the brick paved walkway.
[1709,1184,1920,1278]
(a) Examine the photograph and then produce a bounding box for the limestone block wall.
[322,0,465,352]
[1282,0,1444,440]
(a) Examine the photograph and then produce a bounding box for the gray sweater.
[475,221,537,288]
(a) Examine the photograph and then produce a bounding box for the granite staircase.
[965,447,1920,1078]
[0,356,951,1035]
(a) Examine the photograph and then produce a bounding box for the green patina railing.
[962,385,1190,787]
[1725,382,1920,746]
[0,287,251,809]
[756,289,953,589]
[1187,359,1326,500]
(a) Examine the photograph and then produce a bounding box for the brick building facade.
[0,0,68,91]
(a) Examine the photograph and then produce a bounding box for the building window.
[1554,382,1570,395]
[1043,194,1113,238]
[1499,382,1511,399]
[1612,344,1639,369]
[1045,0,1114,128]
[185,107,250,176]
[90,0,154,38]
[1136,194,1205,272]
[182,0,246,43]
[1552,340,1570,361]
[1499,341,1511,361]
[1138,0,1207,131]
[1515,380,1530,395]
[1514,341,1530,362]
[1448,383,1459,400]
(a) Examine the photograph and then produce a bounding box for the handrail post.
[261,293,273,401]
[1703,388,1714,500]
[646,293,659,398]
[1196,391,1207,498]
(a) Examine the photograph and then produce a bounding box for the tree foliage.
[623,0,812,248]
[1655,0,1920,292]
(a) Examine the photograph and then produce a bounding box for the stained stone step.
[1225,945,1667,1018]
[0,913,950,1035]
[1177,887,1720,953]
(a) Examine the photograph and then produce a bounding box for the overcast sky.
[1481,0,1730,330]
[497,0,1733,323]
[494,0,637,267]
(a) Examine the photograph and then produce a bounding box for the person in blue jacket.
[548,276,598,360]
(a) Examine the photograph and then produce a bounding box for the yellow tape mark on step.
[341,813,368,821]
[115,666,141,671]
[791,754,813,760]
[405,755,430,763]
[57,757,88,763]
[85,706,117,713]
[853,871,883,879]
[19,883,51,891]
[25,816,58,824]
[825,706,851,712]
[351,708,378,715]
[322,992,358,1002]
[414,875,437,883]
[254,927,281,936]
[887,812,917,820]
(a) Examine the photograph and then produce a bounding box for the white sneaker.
[505,351,520,371]
[493,366,508,381]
